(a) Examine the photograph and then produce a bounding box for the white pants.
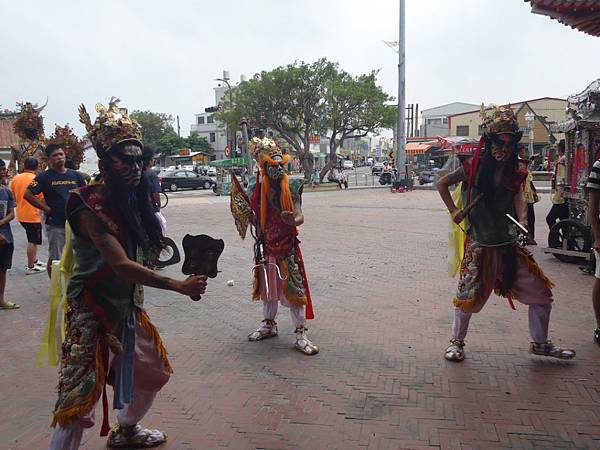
[452,303,551,343]
[48,388,156,450]
[263,299,305,329]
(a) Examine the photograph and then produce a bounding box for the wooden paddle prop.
[181,234,224,301]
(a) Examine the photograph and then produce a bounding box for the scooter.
[379,171,393,185]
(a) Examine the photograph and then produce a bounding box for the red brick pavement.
[1,189,599,449]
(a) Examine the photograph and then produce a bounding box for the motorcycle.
[379,171,393,185]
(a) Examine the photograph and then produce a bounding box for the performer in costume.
[437,106,575,362]
[10,101,47,176]
[231,137,318,355]
[48,98,208,449]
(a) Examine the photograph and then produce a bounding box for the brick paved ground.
[1,189,599,450]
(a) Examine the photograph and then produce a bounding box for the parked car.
[207,167,217,176]
[342,160,355,170]
[367,157,374,166]
[372,162,385,176]
[159,170,216,191]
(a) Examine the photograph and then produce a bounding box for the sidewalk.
[1,189,598,449]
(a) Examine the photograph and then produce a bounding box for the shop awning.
[405,142,435,157]
[526,1,600,37]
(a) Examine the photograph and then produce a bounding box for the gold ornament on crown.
[79,97,142,153]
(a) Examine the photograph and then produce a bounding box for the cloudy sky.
[2,0,600,137]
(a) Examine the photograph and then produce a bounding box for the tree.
[131,110,178,154]
[229,58,337,179]
[319,70,395,181]
[185,132,213,155]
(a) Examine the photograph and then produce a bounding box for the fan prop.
[182,234,225,301]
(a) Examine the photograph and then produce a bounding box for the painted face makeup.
[265,155,285,180]
[111,144,143,186]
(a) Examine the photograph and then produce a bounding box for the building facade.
[448,97,567,150]
[190,81,235,161]
[419,102,479,138]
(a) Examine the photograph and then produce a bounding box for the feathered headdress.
[79,97,142,154]
[13,101,46,141]
[48,124,85,169]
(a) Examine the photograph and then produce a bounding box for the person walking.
[546,142,569,229]
[586,158,600,346]
[24,143,86,276]
[518,145,539,245]
[10,157,45,274]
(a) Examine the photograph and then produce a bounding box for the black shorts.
[20,222,42,245]
[0,243,14,271]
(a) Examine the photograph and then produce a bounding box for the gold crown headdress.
[479,104,522,138]
[79,97,142,154]
[48,124,85,168]
[248,137,289,167]
[13,100,46,141]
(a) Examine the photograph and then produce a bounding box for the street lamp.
[524,111,535,157]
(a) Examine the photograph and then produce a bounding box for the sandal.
[248,319,278,341]
[294,327,319,355]
[107,424,167,448]
[444,339,465,362]
[530,341,576,360]
[0,302,20,310]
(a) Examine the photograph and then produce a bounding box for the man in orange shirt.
[10,157,45,274]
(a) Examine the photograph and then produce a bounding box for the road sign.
[224,146,230,157]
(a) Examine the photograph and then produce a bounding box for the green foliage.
[131,110,212,156]
[216,58,393,178]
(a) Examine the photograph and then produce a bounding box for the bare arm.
[73,209,207,297]
[152,192,161,207]
[0,208,15,226]
[513,186,528,228]
[24,189,50,213]
[588,190,600,252]
[436,168,466,224]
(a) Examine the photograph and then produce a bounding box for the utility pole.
[396,0,406,180]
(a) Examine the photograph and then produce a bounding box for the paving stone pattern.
[1,190,599,450]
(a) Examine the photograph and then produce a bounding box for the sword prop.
[506,213,529,234]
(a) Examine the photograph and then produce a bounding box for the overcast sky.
[2,0,600,137]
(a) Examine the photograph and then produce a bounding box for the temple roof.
[526,1,600,37]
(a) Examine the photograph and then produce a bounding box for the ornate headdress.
[249,137,290,168]
[13,101,46,141]
[479,104,523,144]
[48,124,85,169]
[79,97,142,154]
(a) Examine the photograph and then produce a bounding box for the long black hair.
[100,145,164,253]
[477,139,519,204]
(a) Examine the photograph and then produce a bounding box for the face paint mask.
[111,144,143,186]
[265,157,285,180]
[491,144,512,162]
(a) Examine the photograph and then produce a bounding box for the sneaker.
[24,265,45,275]
[248,319,278,341]
[594,328,600,347]
[33,260,46,270]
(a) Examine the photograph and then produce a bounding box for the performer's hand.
[451,209,464,225]
[281,211,295,226]
[177,275,207,297]
[593,238,600,253]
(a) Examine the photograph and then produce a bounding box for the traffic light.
[205,106,218,113]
